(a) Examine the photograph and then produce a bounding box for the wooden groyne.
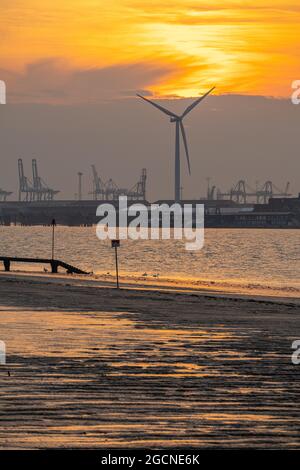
[0,256,88,274]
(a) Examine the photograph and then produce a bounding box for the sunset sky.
[1,1,300,101]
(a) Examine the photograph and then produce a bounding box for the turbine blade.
[180,121,191,175]
[136,94,178,118]
[181,87,215,119]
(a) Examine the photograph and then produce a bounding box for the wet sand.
[0,272,299,449]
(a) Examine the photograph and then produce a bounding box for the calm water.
[0,226,299,298]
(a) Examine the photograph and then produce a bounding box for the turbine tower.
[137,87,215,202]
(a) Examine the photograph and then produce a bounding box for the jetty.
[0,256,88,274]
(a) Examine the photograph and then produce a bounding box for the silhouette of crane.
[0,189,12,201]
[90,166,147,201]
[18,159,59,202]
[217,179,291,204]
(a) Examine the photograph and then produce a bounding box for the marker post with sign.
[111,239,120,289]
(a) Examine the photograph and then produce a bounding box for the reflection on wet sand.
[0,277,299,449]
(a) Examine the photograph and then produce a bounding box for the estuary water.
[0,226,299,298]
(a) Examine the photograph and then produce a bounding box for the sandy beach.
[0,271,299,449]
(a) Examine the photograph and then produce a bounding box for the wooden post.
[51,261,58,274]
[51,219,56,260]
[111,240,120,289]
[3,259,10,272]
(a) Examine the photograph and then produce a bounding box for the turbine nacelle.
[170,116,180,123]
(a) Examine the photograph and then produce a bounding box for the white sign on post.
[0,341,6,365]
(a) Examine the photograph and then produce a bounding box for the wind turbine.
[137,87,215,202]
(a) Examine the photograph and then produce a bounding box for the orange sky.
[1,0,300,98]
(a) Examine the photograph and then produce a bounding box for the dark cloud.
[0,59,174,104]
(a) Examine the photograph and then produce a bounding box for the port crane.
[91,166,147,201]
[127,168,147,200]
[91,165,106,200]
[18,158,34,201]
[32,159,60,201]
[18,158,59,202]
[0,189,12,201]
[216,179,291,204]
[256,181,291,204]
[217,180,254,204]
